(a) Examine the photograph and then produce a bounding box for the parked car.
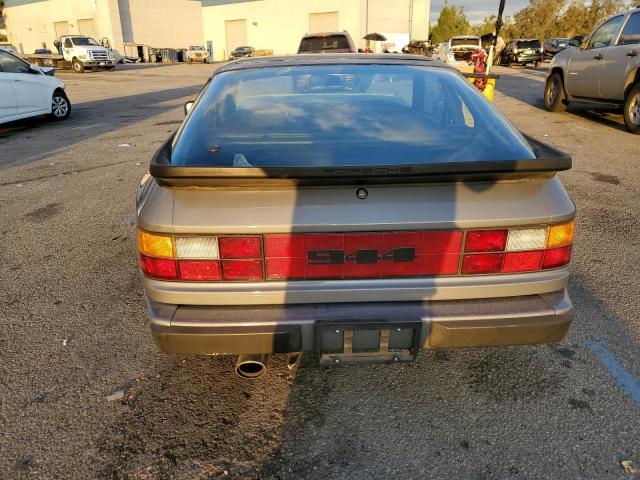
[0,49,71,124]
[543,38,570,60]
[297,32,356,53]
[432,35,482,70]
[229,46,255,60]
[186,45,208,63]
[544,7,640,134]
[34,48,53,55]
[137,54,575,379]
[500,39,543,67]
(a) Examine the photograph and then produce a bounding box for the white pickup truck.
[23,35,116,73]
[186,45,209,63]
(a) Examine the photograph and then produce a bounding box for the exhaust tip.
[235,354,269,379]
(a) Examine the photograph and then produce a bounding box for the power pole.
[408,0,414,39]
[365,0,369,35]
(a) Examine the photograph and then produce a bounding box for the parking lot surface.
[1,63,639,479]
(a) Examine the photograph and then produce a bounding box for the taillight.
[464,230,507,252]
[542,245,573,269]
[139,255,178,280]
[137,231,264,282]
[461,253,504,274]
[461,220,574,275]
[219,236,262,259]
[137,222,573,282]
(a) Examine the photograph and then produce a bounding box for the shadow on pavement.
[0,84,202,169]
[494,67,627,133]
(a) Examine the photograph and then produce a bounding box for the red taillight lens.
[464,230,508,252]
[461,253,504,274]
[139,255,177,280]
[178,260,222,281]
[222,260,264,281]
[138,224,573,281]
[219,236,262,259]
[542,245,572,269]
[502,251,544,273]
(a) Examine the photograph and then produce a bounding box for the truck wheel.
[544,73,568,112]
[72,58,85,73]
[49,90,71,121]
[623,82,640,134]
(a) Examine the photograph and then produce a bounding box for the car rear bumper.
[147,289,573,355]
[514,55,541,63]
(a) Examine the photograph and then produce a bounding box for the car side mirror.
[29,64,42,74]
[184,101,194,116]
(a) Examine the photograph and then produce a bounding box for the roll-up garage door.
[309,12,339,33]
[54,21,70,38]
[77,18,97,40]
[225,19,248,58]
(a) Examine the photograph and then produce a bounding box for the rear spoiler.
[149,134,571,187]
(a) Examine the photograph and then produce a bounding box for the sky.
[429,0,531,24]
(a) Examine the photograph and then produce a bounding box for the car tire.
[623,82,640,134]
[49,89,71,121]
[544,73,568,112]
[72,58,85,73]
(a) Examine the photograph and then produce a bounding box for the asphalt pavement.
[0,63,639,480]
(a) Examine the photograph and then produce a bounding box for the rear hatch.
[516,39,542,55]
[138,60,574,306]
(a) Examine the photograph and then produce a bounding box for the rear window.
[171,64,535,168]
[450,38,480,47]
[516,40,541,49]
[299,35,351,52]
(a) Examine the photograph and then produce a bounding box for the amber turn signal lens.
[137,230,174,258]
[547,221,575,248]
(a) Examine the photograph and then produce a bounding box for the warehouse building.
[3,0,204,55]
[200,0,430,61]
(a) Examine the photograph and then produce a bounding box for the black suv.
[501,39,543,67]
[543,38,570,60]
[229,46,255,60]
[297,31,357,54]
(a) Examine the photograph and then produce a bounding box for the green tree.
[0,0,6,42]
[470,15,498,36]
[506,0,628,41]
[430,1,471,43]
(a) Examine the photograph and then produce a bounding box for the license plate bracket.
[315,320,422,365]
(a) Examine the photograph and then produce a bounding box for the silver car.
[544,7,640,133]
[137,55,575,379]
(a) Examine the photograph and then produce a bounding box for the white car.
[0,49,71,125]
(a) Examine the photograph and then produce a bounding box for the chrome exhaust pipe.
[235,354,269,379]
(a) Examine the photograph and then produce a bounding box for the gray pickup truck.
[544,7,640,133]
